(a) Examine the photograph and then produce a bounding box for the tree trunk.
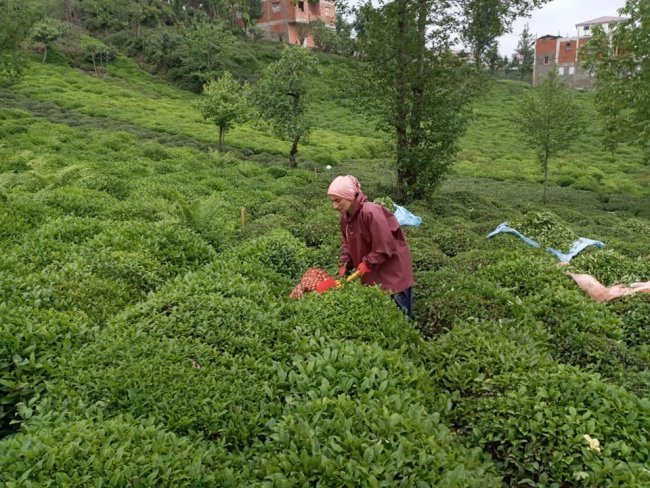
[395,0,409,201]
[542,150,548,202]
[219,125,226,152]
[409,0,427,150]
[289,134,300,167]
[42,46,48,63]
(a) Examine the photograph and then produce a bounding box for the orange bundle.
[290,267,361,299]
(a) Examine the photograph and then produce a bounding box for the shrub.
[416,274,515,338]
[50,332,284,449]
[459,365,650,486]
[230,230,313,280]
[421,319,554,397]
[510,210,578,249]
[0,304,91,435]
[609,294,650,347]
[0,416,231,486]
[571,250,650,286]
[250,340,501,487]
[283,285,419,349]
[36,186,117,217]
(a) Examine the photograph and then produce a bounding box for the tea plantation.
[1,53,649,487]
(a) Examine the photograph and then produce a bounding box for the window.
[298,0,304,11]
[565,42,572,51]
[271,1,280,12]
[569,66,575,75]
[544,56,550,65]
[558,67,565,76]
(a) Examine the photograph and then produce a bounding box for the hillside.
[1,53,649,486]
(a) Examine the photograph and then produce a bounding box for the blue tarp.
[394,204,422,227]
[486,222,605,262]
[486,223,540,248]
[547,237,605,263]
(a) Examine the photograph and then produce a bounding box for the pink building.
[256,0,336,47]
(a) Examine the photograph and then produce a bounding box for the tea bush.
[401,232,449,273]
[415,274,515,337]
[283,286,419,350]
[570,250,650,285]
[249,340,502,487]
[0,416,232,487]
[609,295,650,347]
[36,186,118,217]
[421,319,554,397]
[50,331,284,449]
[86,220,216,275]
[108,260,294,358]
[0,304,91,435]
[230,230,314,280]
[458,365,650,486]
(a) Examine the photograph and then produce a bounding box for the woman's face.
[329,195,354,214]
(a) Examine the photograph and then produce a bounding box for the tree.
[170,20,235,91]
[351,0,549,201]
[515,23,535,82]
[0,0,40,86]
[80,34,115,76]
[31,17,66,63]
[516,70,580,202]
[195,71,249,151]
[582,0,650,161]
[252,45,318,167]
[144,27,181,74]
[351,0,551,200]
[459,0,548,70]
[485,41,503,74]
[238,0,263,36]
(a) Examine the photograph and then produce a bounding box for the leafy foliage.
[582,0,650,161]
[0,0,40,86]
[517,70,581,201]
[0,29,649,487]
[252,45,318,166]
[195,71,249,151]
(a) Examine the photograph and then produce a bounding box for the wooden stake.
[241,207,246,226]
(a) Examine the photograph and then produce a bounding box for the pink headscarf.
[327,175,361,201]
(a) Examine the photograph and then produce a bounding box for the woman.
[321,175,414,318]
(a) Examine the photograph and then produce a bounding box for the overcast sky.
[497,0,626,57]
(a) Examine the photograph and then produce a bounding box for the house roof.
[576,16,628,27]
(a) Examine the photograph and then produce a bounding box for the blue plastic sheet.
[486,223,540,248]
[486,223,605,262]
[547,237,605,263]
[394,204,422,227]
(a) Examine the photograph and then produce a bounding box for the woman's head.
[327,175,361,214]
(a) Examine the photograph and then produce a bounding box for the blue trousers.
[393,287,413,320]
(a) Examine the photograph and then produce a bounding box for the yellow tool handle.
[344,270,361,283]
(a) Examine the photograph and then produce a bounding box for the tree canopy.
[582,0,650,161]
[196,71,249,151]
[0,0,41,86]
[517,70,580,202]
[252,45,318,167]
[351,0,550,201]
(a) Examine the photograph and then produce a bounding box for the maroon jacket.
[339,192,414,294]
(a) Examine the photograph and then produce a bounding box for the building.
[256,0,336,47]
[533,16,628,88]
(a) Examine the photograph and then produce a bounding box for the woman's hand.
[357,262,371,275]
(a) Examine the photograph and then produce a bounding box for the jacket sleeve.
[360,205,400,268]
